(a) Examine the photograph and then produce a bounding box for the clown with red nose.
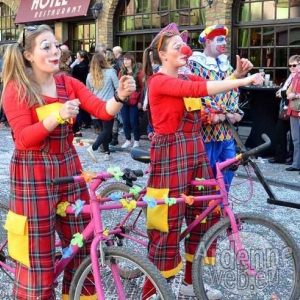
[140,22,264,300]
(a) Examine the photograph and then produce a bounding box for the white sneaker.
[121,140,131,148]
[104,153,110,161]
[180,281,195,297]
[133,141,140,148]
[180,281,222,299]
[86,145,98,163]
[203,283,223,299]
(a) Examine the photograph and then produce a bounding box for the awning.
[14,0,90,24]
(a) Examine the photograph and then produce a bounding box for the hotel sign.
[15,0,90,24]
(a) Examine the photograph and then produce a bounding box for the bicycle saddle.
[131,148,150,164]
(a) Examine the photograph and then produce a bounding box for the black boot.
[110,132,119,146]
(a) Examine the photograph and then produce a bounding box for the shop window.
[234,0,300,83]
[263,1,275,19]
[136,0,150,13]
[250,28,261,46]
[160,0,170,11]
[0,3,18,43]
[289,26,300,45]
[72,23,95,53]
[238,1,250,21]
[250,2,262,21]
[238,0,300,21]
[275,26,288,46]
[275,48,287,67]
[115,0,205,58]
[177,0,190,9]
[276,5,289,18]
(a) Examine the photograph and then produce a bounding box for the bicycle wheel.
[69,246,174,300]
[192,212,300,300]
[0,203,15,298]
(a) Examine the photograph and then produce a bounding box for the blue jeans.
[204,138,236,192]
[290,116,300,169]
[121,104,140,141]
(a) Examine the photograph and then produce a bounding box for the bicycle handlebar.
[132,169,144,177]
[51,169,144,185]
[241,134,271,160]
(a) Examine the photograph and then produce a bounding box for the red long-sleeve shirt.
[148,73,208,134]
[3,75,113,150]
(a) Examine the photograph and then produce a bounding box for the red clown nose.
[181,45,193,57]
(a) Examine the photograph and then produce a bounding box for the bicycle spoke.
[69,246,174,299]
[193,213,300,300]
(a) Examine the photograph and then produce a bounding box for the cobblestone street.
[0,125,300,299]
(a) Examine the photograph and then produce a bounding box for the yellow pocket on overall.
[183,97,203,112]
[4,210,30,267]
[146,187,170,233]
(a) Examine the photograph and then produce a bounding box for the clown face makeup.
[210,35,227,56]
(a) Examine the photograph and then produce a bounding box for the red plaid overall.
[147,105,220,277]
[9,76,92,299]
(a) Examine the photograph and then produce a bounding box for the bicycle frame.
[99,154,262,277]
[53,174,152,299]
[0,135,270,298]
[0,172,161,299]
[104,132,272,278]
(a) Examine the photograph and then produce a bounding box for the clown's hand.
[226,113,235,124]
[234,55,253,78]
[245,73,264,86]
[233,113,243,123]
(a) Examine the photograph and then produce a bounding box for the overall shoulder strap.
[54,75,69,103]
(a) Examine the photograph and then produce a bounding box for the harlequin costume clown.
[188,24,244,191]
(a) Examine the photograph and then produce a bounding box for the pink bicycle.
[97,134,300,300]
[0,170,174,299]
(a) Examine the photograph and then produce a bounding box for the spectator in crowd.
[189,25,253,192]
[56,49,72,76]
[113,46,123,74]
[95,42,107,55]
[86,53,119,162]
[141,22,262,300]
[268,55,299,164]
[106,48,117,70]
[150,50,160,73]
[105,48,122,146]
[60,44,75,65]
[119,53,144,148]
[72,50,90,84]
[60,44,69,51]
[286,65,300,172]
[0,54,6,126]
[88,43,108,133]
[72,50,91,134]
[0,45,8,126]
[1,24,135,300]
